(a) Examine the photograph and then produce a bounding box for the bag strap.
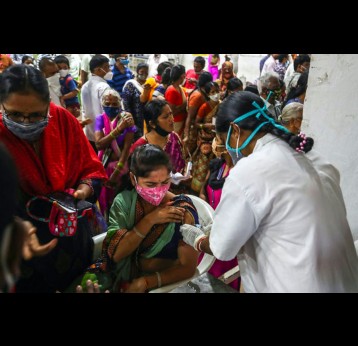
[26,194,91,222]
[26,195,52,222]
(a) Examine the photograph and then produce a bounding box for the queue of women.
[0,53,357,293]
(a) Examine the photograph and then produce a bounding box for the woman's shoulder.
[130,136,147,154]
[113,189,136,207]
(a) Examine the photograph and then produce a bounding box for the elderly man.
[257,71,282,121]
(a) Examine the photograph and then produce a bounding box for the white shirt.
[147,54,169,77]
[261,56,277,75]
[81,75,110,142]
[210,133,358,292]
[81,54,109,81]
[63,54,81,79]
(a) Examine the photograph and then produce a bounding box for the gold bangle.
[110,131,117,139]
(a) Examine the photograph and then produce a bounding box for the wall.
[237,54,266,86]
[303,54,358,240]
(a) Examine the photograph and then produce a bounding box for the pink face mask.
[134,176,170,206]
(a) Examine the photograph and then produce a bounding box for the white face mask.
[59,69,69,78]
[47,73,61,95]
[209,93,220,102]
[101,68,113,81]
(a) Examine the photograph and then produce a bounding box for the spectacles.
[2,105,48,124]
[267,88,282,96]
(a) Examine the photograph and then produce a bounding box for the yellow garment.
[145,77,158,101]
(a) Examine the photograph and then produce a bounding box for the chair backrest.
[149,194,216,293]
[92,232,107,261]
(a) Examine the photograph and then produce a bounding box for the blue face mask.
[226,126,243,165]
[226,99,290,165]
[103,106,120,119]
[120,59,129,66]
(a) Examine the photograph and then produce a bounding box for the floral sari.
[96,113,136,219]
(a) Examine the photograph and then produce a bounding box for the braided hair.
[216,91,314,153]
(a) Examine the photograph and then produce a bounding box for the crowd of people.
[1,53,357,293]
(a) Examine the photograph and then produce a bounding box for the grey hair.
[257,71,280,94]
[278,102,303,124]
[101,88,121,105]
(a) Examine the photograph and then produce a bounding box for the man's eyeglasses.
[2,105,48,124]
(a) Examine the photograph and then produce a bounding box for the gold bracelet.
[110,131,117,139]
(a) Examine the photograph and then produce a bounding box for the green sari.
[105,189,176,290]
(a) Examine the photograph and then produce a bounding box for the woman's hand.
[147,204,185,225]
[22,221,58,260]
[124,277,148,293]
[117,113,134,132]
[76,280,110,293]
[73,183,93,200]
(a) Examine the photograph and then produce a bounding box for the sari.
[191,103,218,193]
[98,189,199,292]
[0,102,107,292]
[96,112,137,219]
[130,132,186,174]
[208,54,220,80]
[218,61,235,92]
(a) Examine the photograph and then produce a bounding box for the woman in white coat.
[180,91,358,293]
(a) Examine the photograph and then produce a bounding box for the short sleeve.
[94,114,105,132]
[66,77,77,92]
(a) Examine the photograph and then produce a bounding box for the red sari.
[0,103,107,292]
[0,102,107,196]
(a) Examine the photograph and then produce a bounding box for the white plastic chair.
[149,194,216,293]
[92,232,107,261]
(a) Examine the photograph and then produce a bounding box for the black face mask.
[154,123,171,137]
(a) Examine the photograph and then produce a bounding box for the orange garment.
[0,54,14,73]
[218,61,235,91]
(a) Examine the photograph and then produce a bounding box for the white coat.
[210,133,358,292]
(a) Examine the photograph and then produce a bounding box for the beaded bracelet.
[156,271,162,288]
[79,179,94,196]
[117,161,124,169]
[133,226,145,239]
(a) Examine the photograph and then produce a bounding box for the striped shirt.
[107,64,134,96]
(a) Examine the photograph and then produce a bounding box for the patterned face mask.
[2,113,49,141]
[134,176,170,206]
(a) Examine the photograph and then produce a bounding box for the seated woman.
[130,99,191,194]
[102,144,199,292]
[94,89,136,220]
